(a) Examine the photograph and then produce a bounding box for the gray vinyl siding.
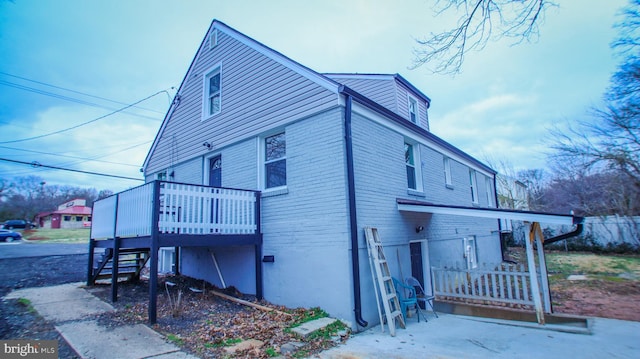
[325,74,430,131]
[325,76,397,112]
[395,80,430,130]
[145,28,338,175]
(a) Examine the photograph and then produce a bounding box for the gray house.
[91,20,507,329]
[142,20,503,327]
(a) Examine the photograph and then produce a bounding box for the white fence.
[583,215,640,247]
[432,263,535,307]
[90,181,258,239]
[159,182,257,234]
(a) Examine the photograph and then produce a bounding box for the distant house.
[37,199,92,229]
[496,175,529,234]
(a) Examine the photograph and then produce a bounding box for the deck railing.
[90,181,259,240]
[432,262,535,307]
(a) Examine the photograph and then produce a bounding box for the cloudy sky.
[0,0,628,193]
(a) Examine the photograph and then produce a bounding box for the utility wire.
[0,158,144,181]
[45,141,152,169]
[0,90,168,145]
[0,71,166,114]
[0,144,149,168]
[0,80,163,122]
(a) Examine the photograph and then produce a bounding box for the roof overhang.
[397,199,583,226]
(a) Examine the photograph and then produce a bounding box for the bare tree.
[483,157,530,209]
[550,0,640,191]
[412,0,554,74]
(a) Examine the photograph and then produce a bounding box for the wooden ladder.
[365,227,405,336]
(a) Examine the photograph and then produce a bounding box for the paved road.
[0,241,88,259]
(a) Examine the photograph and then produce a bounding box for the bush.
[546,233,639,254]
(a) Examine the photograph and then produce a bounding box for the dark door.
[209,156,221,187]
[410,242,424,286]
[410,242,425,308]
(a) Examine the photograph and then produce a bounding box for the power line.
[0,158,144,181]
[43,141,152,169]
[0,89,168,145]
[0,80,164,122]
[0,71,167,114]
[0,144,149,168]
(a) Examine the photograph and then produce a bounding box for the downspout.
[493,175,507,261]
[344,92,368,328]
[543,217,584,246]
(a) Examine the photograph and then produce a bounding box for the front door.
[209,155,221,187]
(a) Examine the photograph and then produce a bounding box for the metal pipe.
[543,223,584,246]
[344,93,368,328]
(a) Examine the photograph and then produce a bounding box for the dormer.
[323,73,431,131]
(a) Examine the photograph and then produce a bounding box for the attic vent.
[210,29,218,49]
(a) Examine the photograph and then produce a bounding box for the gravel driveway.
[0,253,88,358]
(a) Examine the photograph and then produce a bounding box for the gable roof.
[339,85,495,175]
[37,206,92,218]
[142,20,493,177]
[142,20,341,171]
[325,73,431,106]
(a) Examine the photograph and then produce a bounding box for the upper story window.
[485,176,495,207]
[408,96,418,124]
[203,64,222,119]
[265,132,286,189]
[209,29,218,49]
[405,142,422,191]
[443,157,452,187]
[469,169,478,204]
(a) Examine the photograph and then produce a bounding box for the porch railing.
[432,262,535,307]
[90,181,259,240]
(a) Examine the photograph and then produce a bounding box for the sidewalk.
[318,313,640,359]
[4,283,640,359]
[4,282,198,359]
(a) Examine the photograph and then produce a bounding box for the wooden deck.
[87,180,262,323]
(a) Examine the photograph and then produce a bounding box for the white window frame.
[209,29,218,49]
[464,236,478,269]
[202,63,222,120]
[405,140,423,192]
[262,131,287,191]
[469,169,479,204]
[485,176,495,207]
[443,157,452,187]
[407,96,418,124]
[157,171,167,181]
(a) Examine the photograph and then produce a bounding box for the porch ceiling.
[397,199,583,226]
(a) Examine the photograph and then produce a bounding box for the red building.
[37,199,92,229]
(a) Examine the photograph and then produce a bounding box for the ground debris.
[92,275,350,358]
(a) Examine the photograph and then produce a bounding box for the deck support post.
[174,246,180,275]
[525,222,545,324]
[532,222,552,313]
[87,236,96,286]
[254,193,263,300]
[255,241,263,300]
[149,180,161,324]
[111,237,120,302]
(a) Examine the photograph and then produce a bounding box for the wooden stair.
[90,248,150,284]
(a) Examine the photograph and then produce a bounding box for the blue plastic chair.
[392,277,420,322]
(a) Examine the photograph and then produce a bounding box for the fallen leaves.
[95,275,350,358]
